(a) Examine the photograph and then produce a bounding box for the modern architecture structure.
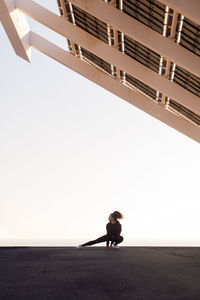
[1,0,200,142]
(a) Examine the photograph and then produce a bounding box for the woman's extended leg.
[81,235,108,247]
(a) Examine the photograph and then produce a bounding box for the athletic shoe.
[76,245,84,249]
[113,244,120,249]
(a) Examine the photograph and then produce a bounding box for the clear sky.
[1,1,200,246]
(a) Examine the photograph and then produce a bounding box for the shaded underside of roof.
[57,0,200,127]
[180,17,200,57]
[122,0,166,35]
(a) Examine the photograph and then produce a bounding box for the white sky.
[0,1,200,246]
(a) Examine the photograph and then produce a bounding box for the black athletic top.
[106,221,122,238]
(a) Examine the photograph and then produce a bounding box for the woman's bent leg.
[81,235,108,247]
[114,236,123,245]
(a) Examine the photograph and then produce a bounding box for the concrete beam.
[0,0,31,62]
[68,0,200,79]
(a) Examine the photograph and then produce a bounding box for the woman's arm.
[106,223,112,237]
[116,223,122,236]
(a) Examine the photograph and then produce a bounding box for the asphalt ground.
[0,247,200,300]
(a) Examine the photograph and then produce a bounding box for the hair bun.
[113,211,123,220]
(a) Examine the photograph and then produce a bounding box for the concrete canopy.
[1,0,200,142]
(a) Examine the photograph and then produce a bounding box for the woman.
[77,211,123,249]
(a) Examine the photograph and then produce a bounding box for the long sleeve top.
[106,221,122,238]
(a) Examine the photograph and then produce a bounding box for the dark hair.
[112,211,123,221]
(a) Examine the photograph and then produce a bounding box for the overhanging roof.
[1,0,200,142]
[57,0,200,135]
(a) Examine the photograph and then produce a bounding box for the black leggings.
[81,234,123,247]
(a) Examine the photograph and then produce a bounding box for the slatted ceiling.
[81,47,158,101]
[179,17,200,57]
[70,5,108,44]
[169,100,200,126]
[64,1,200,95]
[124,35,161,73]
[173,66,200,97]
[126,74,157,100]
[57,0,200,129]
[123,0,165,35]
[81,48,113,75]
